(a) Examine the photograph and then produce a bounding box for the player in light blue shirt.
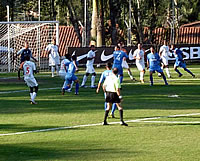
[147,46,168,86]
[62,54,79,95]
[96,63,117,118]
[171,44,195,78]
[112,45,129,83]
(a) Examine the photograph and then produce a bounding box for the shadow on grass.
[0,141,144,161]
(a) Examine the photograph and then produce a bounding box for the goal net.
[0,21,59,72]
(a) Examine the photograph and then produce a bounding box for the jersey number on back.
[26,66,30,75]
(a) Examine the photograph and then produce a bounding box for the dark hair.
[106,62,112,69]
[71,54,77,61]
[65,54,71,61]
[113,68,118,75]
[90,45,95,48]
[116,45,120,50]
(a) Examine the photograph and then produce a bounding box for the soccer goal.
[0,21,59,72]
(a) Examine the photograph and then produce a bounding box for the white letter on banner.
[180,47,190,60]
[190,47,200,59]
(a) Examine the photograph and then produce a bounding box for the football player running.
[133,43,145,83]
[147,46,168,86]
[112,45,129,84]
[81,45,97,88]
[171,44,195,78]
[18,55,39,104]
[158,40,172,78]
[62,54,79,95]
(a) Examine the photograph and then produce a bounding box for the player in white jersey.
[133,43,145,83]
[18,55,39,104]
[81,45,96,88]
[158,40,172,78]
[45,38,60,77]
[59,54,71,79]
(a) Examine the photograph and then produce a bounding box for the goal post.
[0,21,59,72]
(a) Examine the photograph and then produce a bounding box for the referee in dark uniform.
[102,68,128,126]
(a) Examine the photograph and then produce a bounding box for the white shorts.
[136,62,145,71]
[24,77,38,87]
[161,57,169,66]
[49,57,60,66]
[86,65,95,74]
[59,71,66,79]
[122,60,129,69]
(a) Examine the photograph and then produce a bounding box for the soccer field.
[0,65,200,161]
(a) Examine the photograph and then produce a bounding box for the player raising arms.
[112,45,129,83]
[45,38,60,77]
[102,68,128,126]
[81,45,97,88]
[17,41,37,79]
[18,55,39,104]
[96,63,116,118]
[147,46,168,86]
[171,44,195,78]
[133,43,145,83]
[62,54,79,95]
[159,40,172,78]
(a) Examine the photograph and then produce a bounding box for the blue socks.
[175,68,182,75]
[75,83,79,94]
[150,74,153,85]
[111,103,117,114]
[120,76,123,84]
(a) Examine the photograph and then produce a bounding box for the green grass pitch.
[0,64,200,161]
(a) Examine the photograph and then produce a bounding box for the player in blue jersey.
[112,45,129,83]
[62,54,79,95]
[147,46,168,86]
[96,63,117,118]
[171,45,195,78]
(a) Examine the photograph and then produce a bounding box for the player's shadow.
[0,141,145,161]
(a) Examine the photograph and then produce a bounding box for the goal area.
[0,21,59,72]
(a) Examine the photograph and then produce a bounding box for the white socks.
[140,72,144,81]
[56,65,59,75]
[91,75,96,87]
[128,70,133,80]
[165,68,171,78]
[30,92,37,102]
[51,66,55,77]
[81,75,88,86]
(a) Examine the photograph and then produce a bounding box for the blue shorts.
[149,66,163,73]
[65,73,77,84]
[175,61,186,68]
[112,64,123,76]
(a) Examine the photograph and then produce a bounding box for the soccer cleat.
[67,89,72,93]
[91,85,97,89]
[62,88,65,95]
[141,80,144,84]
[179,74,183,77]
[110,113,115,118]
[168,76,172,78]
[31,101,37,105]
[75,92,79,95]
[80,85,85,88]
[121,121,128,126]
[102,121,109,125]
[165,83,169,86]
[192,75,195,78]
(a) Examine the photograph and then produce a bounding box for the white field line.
[141,121,200,124]
[0,87,60,94]
[0,113,200,137]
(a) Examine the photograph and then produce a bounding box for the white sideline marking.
[141,121,200,124]
[0,113,200,137]
[0,87,60,94]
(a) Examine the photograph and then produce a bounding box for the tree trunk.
[97,17,102,47]
[91,0,98,40]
